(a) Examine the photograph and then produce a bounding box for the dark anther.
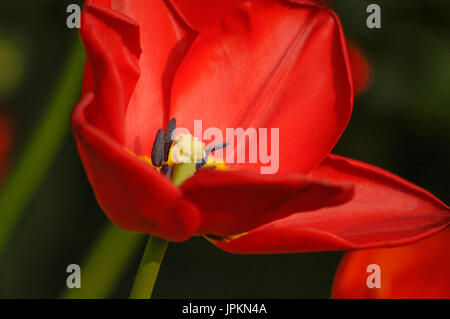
[196,143,228,170]
[195,159,207,170]
[161,164,173,178]
[151,129,164,167]
[163,118,176,161]
[205,143,228,154]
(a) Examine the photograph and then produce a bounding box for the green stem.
[63,224,144,299]
[129,162,196,299]
[0,37,85,257]
[129,236,168,299]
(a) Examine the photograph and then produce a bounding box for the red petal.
[214,154,449,253]
[170,0,352,174]
[348,43,371,95]
[72,93,201,242]
[169,0,243,31]
[80,3,141,143]
[291,0,328,5]
[332,228,450,298]
[109,0,196,156]
[85,0,111,6]
[180,169,354,236]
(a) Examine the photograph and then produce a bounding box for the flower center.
[127,118,246,242]
[127,118,228,182]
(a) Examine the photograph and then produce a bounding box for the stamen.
[196,143,228,169]
[205,143,228,154]
[151,129,164,167]
[164,118,176,162]
[195,159,207,170]
[161,164,173,178]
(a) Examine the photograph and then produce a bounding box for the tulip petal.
[80,3,141,143]
[170,0,352,174]
[332,228,450,298]
[180,169,354,236]
[348,43,371,96]
[214,154,449,253]
[72,93,201,242]
[168,0,328,32]
[109,0,196,157]
[169,0,243,31]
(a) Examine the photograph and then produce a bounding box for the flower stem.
[129,235,169,299]
[0,37,85,258]
[129,162,196,299]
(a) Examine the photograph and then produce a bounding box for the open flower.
[332,227,450,298]
[72,0,449,251]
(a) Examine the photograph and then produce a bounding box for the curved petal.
[332,228,450,298]
[110,0,196,156]
[348,43,371,96]
[214,154,449,253]
[157,1,329,33]
[170,0,352,174]
[72,93,201,242]
[169,0,243,31]
[181,169,354,236]
[80,3,141,143]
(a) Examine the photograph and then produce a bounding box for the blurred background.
[0,0,448,298]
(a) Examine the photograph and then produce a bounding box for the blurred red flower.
[332,227,450,298]
[72,0,448,251]
[0,111,12,183]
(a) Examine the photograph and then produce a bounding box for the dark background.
[0,0,448,298]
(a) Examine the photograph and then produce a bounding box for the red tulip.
[72,0,449,251]
[0,111,12,183]
[332,227,450,298]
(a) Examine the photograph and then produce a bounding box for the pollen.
[170,133,206,164]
